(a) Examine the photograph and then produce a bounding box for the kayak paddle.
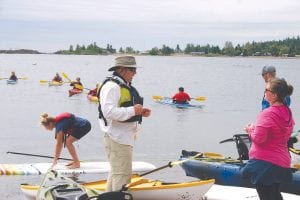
[152,95,206,101]
[0,77,27,80]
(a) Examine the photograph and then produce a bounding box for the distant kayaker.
[52,73,63,82]
[243,78,294,200]
[9,71,18,81]
[97,56,151,192]
[40,112,91,169]
[69,77,83,97]
[172,87,191,104]
[88,84,99,96]
[70,77,83,89]
[261,66,291,110]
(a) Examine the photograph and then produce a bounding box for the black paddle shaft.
[6,151,73,161]
[139,162,172,177]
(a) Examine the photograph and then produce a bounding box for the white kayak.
[21,174,215,200]
[203,185,300,200]
[0,161,155,175]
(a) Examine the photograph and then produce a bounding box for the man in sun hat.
[261,65,291,110]
[97,56,151,192]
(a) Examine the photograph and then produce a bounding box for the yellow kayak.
[21,174,214,200]
[48,81,63,86]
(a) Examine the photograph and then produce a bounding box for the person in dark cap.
[172,87,191,104]
[97,56,151,192]
[261,66,291,110]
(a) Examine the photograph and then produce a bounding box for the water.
[0,54,300,199]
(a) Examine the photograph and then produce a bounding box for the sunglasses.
[126,68,136,73]
[265,88,273,93]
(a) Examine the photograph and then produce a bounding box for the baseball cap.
[262,66,276,75]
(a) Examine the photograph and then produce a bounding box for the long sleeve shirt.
[247,105,294,168]
[99,76,137,146]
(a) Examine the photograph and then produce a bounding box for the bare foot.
[67,163,80,169]
[65,161,74,166]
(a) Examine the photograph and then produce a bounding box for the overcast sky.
[0,0,299,52]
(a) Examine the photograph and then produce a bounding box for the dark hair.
[179,87,184,92]
[269,78,293,103]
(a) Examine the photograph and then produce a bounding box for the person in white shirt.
[97,56,151,192]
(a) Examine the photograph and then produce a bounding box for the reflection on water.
[0,54,300,199]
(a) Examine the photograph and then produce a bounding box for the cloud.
[0,0,299,52]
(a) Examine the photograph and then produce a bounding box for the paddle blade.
[19,77,28,80]
[40,80,49,83]
[152,95,164,100]
[193,96,206,101]
[62,72,72,82]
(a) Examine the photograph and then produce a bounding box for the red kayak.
[69,88,83,97]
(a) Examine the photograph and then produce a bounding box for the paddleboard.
[203,185,300,200]
[0,161,155,175]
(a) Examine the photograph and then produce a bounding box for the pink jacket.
[247,105,294,168]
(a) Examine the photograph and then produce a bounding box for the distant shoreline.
[1,51,299,59]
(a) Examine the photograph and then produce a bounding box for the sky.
[0,0,299,53]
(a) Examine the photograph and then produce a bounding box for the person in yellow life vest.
[97,56,151,192]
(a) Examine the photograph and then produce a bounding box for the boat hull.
[87,94,98,102]
[6,79,18,84]
[48,81,63,86]
[180,151,300,195]
[21,175,214,200]
[0,161,155,175]
[153,97,204,109]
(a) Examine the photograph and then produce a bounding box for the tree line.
[55,36,300,57]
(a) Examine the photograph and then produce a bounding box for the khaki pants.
[104,134,133,192]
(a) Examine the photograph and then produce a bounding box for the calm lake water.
[0,54,300,199]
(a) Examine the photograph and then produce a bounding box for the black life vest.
[97,76,143,126]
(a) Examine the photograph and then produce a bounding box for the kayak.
[0,161,155,175]
[68,88,83,96]
[180,150,300,195]
[6,79,18,84]
[35,170,99,200]
[48,81,63,86]
[21,174,215,200]
[153,97,204,109]
[87,94,98,102]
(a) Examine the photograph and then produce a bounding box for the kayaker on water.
[261,66,291,110]
[243,78,294,200]
[172,87,191,104]
[88,84,99,97]
[52,73,63,82]
[97,56,151,192]
[9,71,18,81]
[40,112,91,169]
[70,77,83,89]
[69,77,83,97]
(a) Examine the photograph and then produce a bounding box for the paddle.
[62,72,72,82]
[139,153,202,177]
[0,77,27,80]
[152,95,206,101]
[6,151,73,161]
[62,72,85,90]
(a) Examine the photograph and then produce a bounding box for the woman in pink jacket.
[243,78,294,200]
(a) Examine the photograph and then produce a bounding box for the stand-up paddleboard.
[0,161,155,175]
[203,185,300,200]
